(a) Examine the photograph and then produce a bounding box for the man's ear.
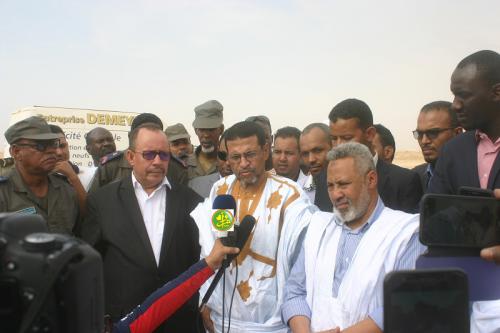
[367,169,378,189]
[383,146,395,162]
[9,145,20,161]
[126,149,135,167]
[492,83,500,102]
[364,126,377,144]
[262,142,270,161]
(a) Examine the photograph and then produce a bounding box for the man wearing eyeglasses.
[0,116,79,235]
[411,101,462,192]
[191,121,315,333]
[81,123,203,333]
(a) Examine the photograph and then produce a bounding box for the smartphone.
[420,194,500,248]
[384,269,469,333]
[459,186,494,198]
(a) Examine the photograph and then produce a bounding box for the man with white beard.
[281,142,425,333]
[187,100,225,180]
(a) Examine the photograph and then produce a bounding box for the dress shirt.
[131,173,171,266]
[476,131,500,189]
[281,197,426,327]
[297,170,315,203]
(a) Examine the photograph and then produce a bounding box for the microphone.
[211,195,237,247]
[200,215,256,309]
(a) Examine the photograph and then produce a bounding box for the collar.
[340,196,385,234]
[426,163,434,178]
[372,153,379,167]
[475,130,500,145]
[131,172,171,192]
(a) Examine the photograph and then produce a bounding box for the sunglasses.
[134,150,171,161]
[15,140,60,152]
[412,128,454,140]
[217,151,227,161]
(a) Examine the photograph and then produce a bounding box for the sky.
[1,0,500,151]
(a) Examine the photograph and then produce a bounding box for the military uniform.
[88,150,188,193]
[0,157,14,177]
[0,168,79,235]
[186,146,217,180]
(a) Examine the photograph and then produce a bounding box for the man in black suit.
[81,123,203,333]
[327,98,423,213]
[299,123,333,212]
[429,50,500,195]
[412,101,462,193]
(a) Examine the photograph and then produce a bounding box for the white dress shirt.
[297,170,316,203]
[131,173,171,266]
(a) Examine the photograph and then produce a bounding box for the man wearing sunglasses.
[188,132,232,198]
[412,101,462,192]
[88,113,189,193]
[0,116,79,235]
[82,123,203,333]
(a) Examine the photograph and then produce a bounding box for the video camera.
[0,213,104,333]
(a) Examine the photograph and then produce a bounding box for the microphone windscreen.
[235,215,256,251]
[212,194,237,211]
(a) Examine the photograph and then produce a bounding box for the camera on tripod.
[0,213,104,333]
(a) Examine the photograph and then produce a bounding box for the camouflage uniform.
[88,150,188,193]
[0,168,79,235]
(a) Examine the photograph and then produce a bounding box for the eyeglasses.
[217,151,227,161]
[14,140,60,152]
[412,128,454,140]
[228,150,259,163]
[134,150,171,161]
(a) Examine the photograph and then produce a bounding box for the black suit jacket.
[314,167,333,212]
[314,159,422,213]
[412,162,429,193]
[376,159,423,213]
[429,131,500,194]
[81,176,202,333]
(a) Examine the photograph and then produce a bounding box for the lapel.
[376,159,390,193]
[158,183,179,268]
[119,176,157,269]
[487,147,500,189]
[463,132,481,188]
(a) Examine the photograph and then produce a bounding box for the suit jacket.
[314,167,333,212]
[376,159,423,213]
[81,176,203,333]
[188,172,221,198]
[429,131,500,194]
[314,160,422,214]
[412,162,430,194]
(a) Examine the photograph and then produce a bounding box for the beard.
[201,145,215,153]
[333,184,371,225]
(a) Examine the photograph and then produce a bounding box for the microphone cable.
[226,257,238,333]
[222,270,225,333]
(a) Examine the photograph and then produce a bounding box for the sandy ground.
[393,150,425,169]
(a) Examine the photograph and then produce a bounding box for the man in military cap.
[0,116,79,234]
[188,100,224,180]
[165,123,192,164]
[88,113,188,192]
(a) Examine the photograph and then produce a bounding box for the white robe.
[191,173,316,332]
[304,208,419,331]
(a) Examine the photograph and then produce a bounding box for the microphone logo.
[211,209,235,232]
